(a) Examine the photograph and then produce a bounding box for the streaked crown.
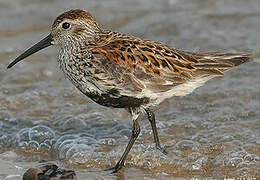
[51,9,101,46]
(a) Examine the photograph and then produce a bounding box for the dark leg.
[105,108,140,173]
[144,108,167,154]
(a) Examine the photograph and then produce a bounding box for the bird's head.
[51,9,101,46]
[7,9,100,69]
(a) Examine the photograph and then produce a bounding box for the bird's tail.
[178,51,253,76]
[195,52,252,66]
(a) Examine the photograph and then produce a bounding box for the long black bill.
[7,33,53,69]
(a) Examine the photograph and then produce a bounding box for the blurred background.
[0,0,259,179]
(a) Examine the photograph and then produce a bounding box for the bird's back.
[81,31,252,107]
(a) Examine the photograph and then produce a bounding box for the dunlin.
[7,9,252,172]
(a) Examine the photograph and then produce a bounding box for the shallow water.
[0,0,259,179]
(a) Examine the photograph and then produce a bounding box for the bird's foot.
[23,162,76,180]
[104,163,124,173]
[156,145,168,155]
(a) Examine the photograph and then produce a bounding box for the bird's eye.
[62,22,70,29]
